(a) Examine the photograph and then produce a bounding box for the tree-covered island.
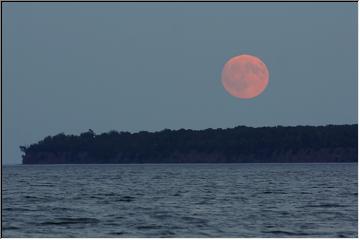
[20,124,357,164]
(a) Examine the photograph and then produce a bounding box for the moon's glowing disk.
[221,54,269,99]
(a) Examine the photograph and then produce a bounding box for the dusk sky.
[3,3,357,164]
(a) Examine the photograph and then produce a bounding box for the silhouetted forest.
[21,124,357,164]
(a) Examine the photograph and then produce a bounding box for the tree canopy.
[20,125,357,164]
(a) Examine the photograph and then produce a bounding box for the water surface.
[3,163,358,237]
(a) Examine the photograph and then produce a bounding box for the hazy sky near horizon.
[3,3,357,164]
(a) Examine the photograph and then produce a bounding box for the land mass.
[21,124,357,164]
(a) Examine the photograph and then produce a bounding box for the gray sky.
[3,3,357,164]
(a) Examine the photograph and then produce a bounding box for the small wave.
[30,184,54,187]
[117,196,135,202]
[108,231,126,235]
[3,207,35,212]
[136,224,162,230]
[159,230,176,236]
[102,193,117,197]
[337,232,355,238]
[4,226,20,230]
[299,192,311,195]
[152,176,163,180]
[196,200,211,205]
[152,213,173,220]
[262,230,309,236]
[49,207,72,211]
[23,195,53,202]
[262,191,286,194]
[181,216,209,226]
[305,203,345,208]
[89,196,102,199]
[104,221,122,226]
[24,195,39,199]
[40,217,99,225]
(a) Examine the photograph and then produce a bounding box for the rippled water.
[3,163,358,237]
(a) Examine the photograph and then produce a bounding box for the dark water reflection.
[3,163,358,237]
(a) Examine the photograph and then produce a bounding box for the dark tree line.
[20,124,358,164]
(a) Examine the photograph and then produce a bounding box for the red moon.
[221,54,269,99]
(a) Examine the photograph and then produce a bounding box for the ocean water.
[2,163,358,237]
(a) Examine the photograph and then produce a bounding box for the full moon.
[221,54,269,99]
